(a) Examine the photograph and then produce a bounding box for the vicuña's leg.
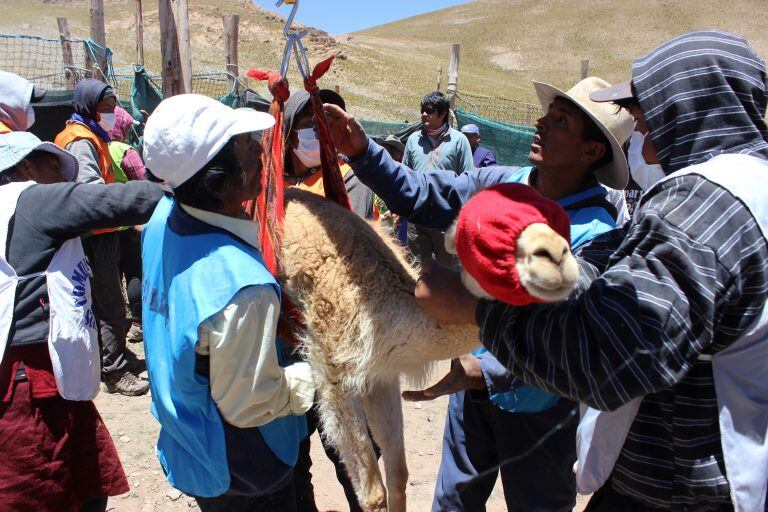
[364,380,408,512]
[316,385,387,512]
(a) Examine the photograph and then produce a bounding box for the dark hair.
[420,91,450,123]
[555,96,613,173]
[165,138,247,211]
[0,150,57,185]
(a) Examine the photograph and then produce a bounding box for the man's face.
[529,98,601,173]
[421,104,445,130]
[233,132,264,200]
[464,133,480,149]
[20,153,64,184]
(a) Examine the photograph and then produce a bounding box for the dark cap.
[284,88,345,137]
[30,86,46,103]
[589,81,633,103]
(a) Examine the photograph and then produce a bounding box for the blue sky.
[252,0,472,34]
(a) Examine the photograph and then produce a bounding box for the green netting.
[455,109,535,167]
[0,34,114,89]
[358,119,411,138]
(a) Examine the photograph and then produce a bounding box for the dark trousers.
[82,232,127,376]
[432,390,578,512]
[294,402,380,512]
[583,481,665,511]
[408,224,459,268]
[195,481,297,512]
[118,229,142,321]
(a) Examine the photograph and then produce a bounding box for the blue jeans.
[432,390,578,512]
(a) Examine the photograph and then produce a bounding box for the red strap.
[246,69,288,277]
[304,55,352,211]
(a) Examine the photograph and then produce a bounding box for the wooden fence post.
[581,58,590,80]
[57,17,76,89]
[223,14,239,91]
[89,0,107,79]
[135,0,145,67]
[159,0,192,96]
[447,44,460,110]
[176,0,192,93]
[436,65,442,91]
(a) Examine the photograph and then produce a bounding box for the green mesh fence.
[456,91,542,127]
[0,34,114,89]
[455,108,535,167]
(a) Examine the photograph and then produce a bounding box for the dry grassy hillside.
[2,0,768,121]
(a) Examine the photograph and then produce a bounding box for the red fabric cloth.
[1,345,59,402]
[246,68,289,277]
[0,378,129,512]
[455,183,571,306]
[303,55,351,212]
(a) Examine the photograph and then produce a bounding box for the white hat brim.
[533,81,629,190]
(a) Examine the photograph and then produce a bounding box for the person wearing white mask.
[626,124,666,193]
[282,89,377,220]
[0,70,46,133]
[54,79,148,396]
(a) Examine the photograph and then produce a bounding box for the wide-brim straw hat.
[533,77,634,189]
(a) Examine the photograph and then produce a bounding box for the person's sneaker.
[104,370,149,396]
[126,323,143,344]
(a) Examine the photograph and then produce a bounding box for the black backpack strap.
[564,194,619,222]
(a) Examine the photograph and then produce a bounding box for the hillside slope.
[2,0,768,121]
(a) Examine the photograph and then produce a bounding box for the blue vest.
[142,196,305,497]
[472,167,617,413]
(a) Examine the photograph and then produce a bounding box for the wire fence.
[0,33,114,90]
[455,90,542,126]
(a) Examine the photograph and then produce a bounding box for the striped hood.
[632,30,768,173]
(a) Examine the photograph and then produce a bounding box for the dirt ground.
[96,345,590,511]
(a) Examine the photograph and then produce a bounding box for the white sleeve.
[196,285,315,428]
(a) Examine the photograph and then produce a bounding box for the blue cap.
[460,123,480,135]
[0,131,78,182]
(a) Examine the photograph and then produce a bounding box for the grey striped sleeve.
[478,175,768,411]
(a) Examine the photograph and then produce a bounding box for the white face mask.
[627,131,665,192]
[26,106,35,129]
[293,127,322,168]
[98,112,116,133]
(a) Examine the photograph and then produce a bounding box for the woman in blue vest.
[140,94,315,512]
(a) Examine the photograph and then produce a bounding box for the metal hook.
[277,0,300,39]
[276,0,311,80]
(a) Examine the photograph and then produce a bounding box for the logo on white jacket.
[71,258,97,329]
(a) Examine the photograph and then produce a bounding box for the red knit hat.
[455,183,571,305]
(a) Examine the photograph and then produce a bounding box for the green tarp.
[455,109,535,167]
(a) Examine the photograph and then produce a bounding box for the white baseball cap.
[143,94,275,190]
[0,131,79,182]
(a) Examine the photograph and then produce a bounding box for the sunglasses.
[422,107,437,114]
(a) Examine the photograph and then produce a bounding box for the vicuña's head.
[445,183,578,305]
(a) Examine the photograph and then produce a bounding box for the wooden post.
[581,58,590,80]
[159,0,192,96]
[223,14,239,90]
[436,65,442,91]
[57,17,76,89]
[447,44,460,110]
[135,0,145,66]
[334,85,340,94]
[89,0,107,79]
[176,0,192,93]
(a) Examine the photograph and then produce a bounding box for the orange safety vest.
[0,121,12,134]
[55,122,117,234]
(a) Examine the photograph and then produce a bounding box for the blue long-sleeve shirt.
[349,140,618,412]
